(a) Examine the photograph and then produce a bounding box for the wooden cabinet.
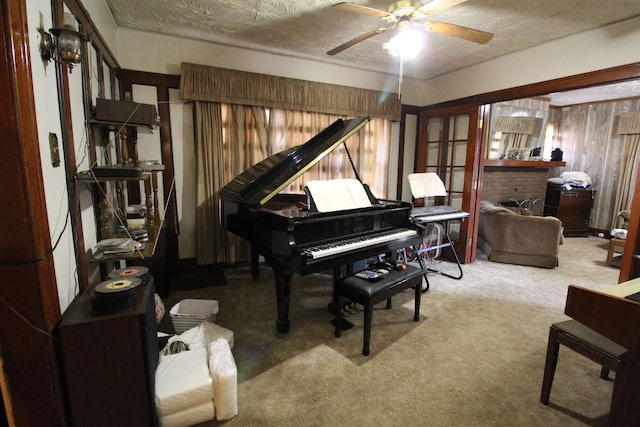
[58,281,159,426]
[543,187,594,236]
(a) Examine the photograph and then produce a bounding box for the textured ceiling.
[105,0,640,104]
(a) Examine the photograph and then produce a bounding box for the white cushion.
[155,348,212,417]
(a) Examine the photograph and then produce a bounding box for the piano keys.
[219,116,423,334]
[410,205,469,223]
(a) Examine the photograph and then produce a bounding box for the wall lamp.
[38,13,89,72]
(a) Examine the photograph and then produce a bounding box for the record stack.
[108,266,151,284]
[90,267,151,313]
[90,278,141,313]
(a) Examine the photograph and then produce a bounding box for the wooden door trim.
[0,0,67,424]
[416,105,481,263]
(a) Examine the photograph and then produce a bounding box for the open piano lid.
[218,116,371,207]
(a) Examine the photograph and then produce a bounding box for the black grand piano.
[218,116,422,334]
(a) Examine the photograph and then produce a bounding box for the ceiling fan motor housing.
[387,0,424,16]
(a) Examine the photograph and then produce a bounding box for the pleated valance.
[617,111,640,134]
[179,62,401,121]
[492,116,540,134]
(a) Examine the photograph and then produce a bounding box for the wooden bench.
[333,264,424,356]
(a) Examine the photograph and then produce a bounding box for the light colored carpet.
[161,236,621,426]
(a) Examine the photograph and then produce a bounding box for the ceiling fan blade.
[424,21,493,44]
[327,28,389,56]
[417,0,468,15]
[332,2,390,19]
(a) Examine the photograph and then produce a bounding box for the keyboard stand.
[408,212,467,292]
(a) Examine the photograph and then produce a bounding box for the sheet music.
[305,179,372,212]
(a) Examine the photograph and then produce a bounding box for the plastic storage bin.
[170,299,219,334]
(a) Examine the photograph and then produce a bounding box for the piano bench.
[540,319,628,406]
[334,264,423,356]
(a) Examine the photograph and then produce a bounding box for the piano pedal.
[341,302,357,316]
[346,302,358,314]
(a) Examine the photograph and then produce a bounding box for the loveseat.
[477,200,563,269]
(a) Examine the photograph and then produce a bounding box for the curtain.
[497,133,530,158]
[612,133,640,226]
[194,102,270,264]
[194,101,225,265]
[179,62,401,121]
[492,116,541,159]
[184,64,394,263]
[194,104,392,264]
[222,105,269,262]
[267,110,391,198]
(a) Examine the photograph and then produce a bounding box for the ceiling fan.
[327,0,493,56]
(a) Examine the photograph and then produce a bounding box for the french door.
[415,104,485,263]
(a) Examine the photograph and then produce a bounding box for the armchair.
[477,201,563,269]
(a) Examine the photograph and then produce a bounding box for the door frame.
[415,104,485,263]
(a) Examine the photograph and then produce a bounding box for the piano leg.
[250,244,260,278]
[272,265,292,334]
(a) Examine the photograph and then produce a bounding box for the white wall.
[420,15,640,105]
[114,28,425,107]
[25,4,78,310]
[25,0,122,311]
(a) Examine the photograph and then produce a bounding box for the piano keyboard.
[411,211,469,223]
[625,290,640,303]
[305,228,418,259]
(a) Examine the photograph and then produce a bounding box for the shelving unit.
[76,170,162,260]
[80,99,164,264]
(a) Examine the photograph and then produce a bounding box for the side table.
[606,238,626,267]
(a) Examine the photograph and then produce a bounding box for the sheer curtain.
[194,101,225,265]
[268,109,391,198]
[194,102,268,264]
[194,103,392,264]
[181,63,399,263]
[612,133,640,224]
[613,112,640,227]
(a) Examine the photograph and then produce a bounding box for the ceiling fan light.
[383,27,424,58]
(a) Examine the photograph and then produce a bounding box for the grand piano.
[218,116,423,334]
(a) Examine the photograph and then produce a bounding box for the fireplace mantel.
[484,160,566,168]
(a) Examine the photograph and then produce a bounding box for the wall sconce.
[38,13,89,72]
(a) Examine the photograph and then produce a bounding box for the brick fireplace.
[481,167,552,216]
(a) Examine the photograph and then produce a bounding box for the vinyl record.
[108,266,149,279]
[94,278,142,295]
[91,278,141,313]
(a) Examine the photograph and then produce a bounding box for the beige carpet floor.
[160,236,622,427]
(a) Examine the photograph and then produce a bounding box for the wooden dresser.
[543,186,594,237]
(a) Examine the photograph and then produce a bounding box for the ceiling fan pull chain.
[398,56,404,99]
